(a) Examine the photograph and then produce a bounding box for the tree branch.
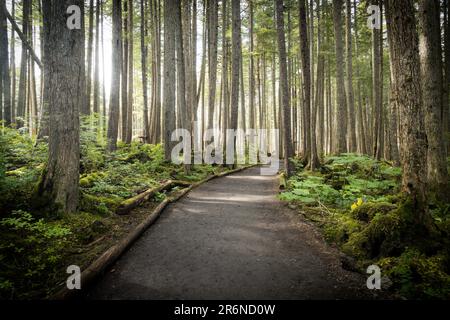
[1,3,42,69]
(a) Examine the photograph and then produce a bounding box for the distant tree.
[332,0,347,154]
[107,0,123,151]
[275,0,294,176]
[163,0,177,160]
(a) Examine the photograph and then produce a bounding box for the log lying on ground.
[51,165,256,300]
[115,180,191,215]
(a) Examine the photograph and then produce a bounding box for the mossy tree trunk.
[39,0,85,214]
[385,0,430,227]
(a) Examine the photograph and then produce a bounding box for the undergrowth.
[281,153,450,300]
[0,116,226,299]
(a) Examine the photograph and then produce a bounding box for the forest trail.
[87,166,373,300]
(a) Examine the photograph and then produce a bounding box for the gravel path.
[87,166,372,300]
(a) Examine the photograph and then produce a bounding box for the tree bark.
[163,0,177,160]
[0,0,11,125]
[207,0,218,134]
[125,0,134,143]
[17,0,30,128]
[93,0,101,114]
[85,0,94,115]
[175,0,191,173]
[385,0,430,227]
[38,0,85,214]
[141,0,150,142]
[345,0,356,152]
[418,0,449,201]
[332,0,347,154]
[107,0,123,151]
[229,0,241,167]
[275,0,294,176]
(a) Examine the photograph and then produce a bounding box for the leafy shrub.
[379,249,450,299]
[0,211,71,299]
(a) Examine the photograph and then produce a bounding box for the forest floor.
[87,166,376,300]
[1,122,449,299]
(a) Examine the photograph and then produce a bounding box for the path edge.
[50,165,256,300]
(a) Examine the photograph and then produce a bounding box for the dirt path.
[87,166,373,300]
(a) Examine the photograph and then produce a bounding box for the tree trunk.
[249,0,255,131]
[85,0,94,115]
[163,0,177,160]
[229,0,241,168]
[141,0,150,142]
[0,0,11,125]
[275,0,294,176]
[126,0,134,143]
[299,0,311,164]
[10,0,15,124]
[372,0,383,159]
[38,0,85,214]
[121,0,128,141]
[345,0,356,152]
[418,0,449,201]
[221,0,229,157]
[107,0,123,151]
[17,0,30,128]
[332,0,347,154]
[93,0,101,114]
[207,0,218,133]
[385,0,430,227]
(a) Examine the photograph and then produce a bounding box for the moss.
[350,202,397,222]
[79,172,107,188]
[323,214,363,244]
[378,249,450,299]
[343,211,403,259]
[79,193,120,215]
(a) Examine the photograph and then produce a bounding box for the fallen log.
[51,165,256,300]
[115,180,197,215]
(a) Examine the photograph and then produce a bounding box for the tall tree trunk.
[93,0,101,114]
[141,0,150,142]
[385,0,430,228]
[85,0,94,115]
[0,0,11,125]
[207,0,218,134]
[299,0,311,163]
[163,0,177,160]
[418,0,449,201]
[386,3,399,165]
[229,0,241,167]
[275,0,294,176]
[125,0,134,143]
[345,0,356,152]
[221,0,229,157]
[249,0,255,131]
[353,0,367,155]
[10,0,15,124]
[443,0,450,155]
[372,0,383,159]
[121,0,128,141]
[107,0,123,151]
[38,0,84,214]
[175,0,191,173]
[332,0,347,154]
[38,0,51,138]
[17,0,30,128]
